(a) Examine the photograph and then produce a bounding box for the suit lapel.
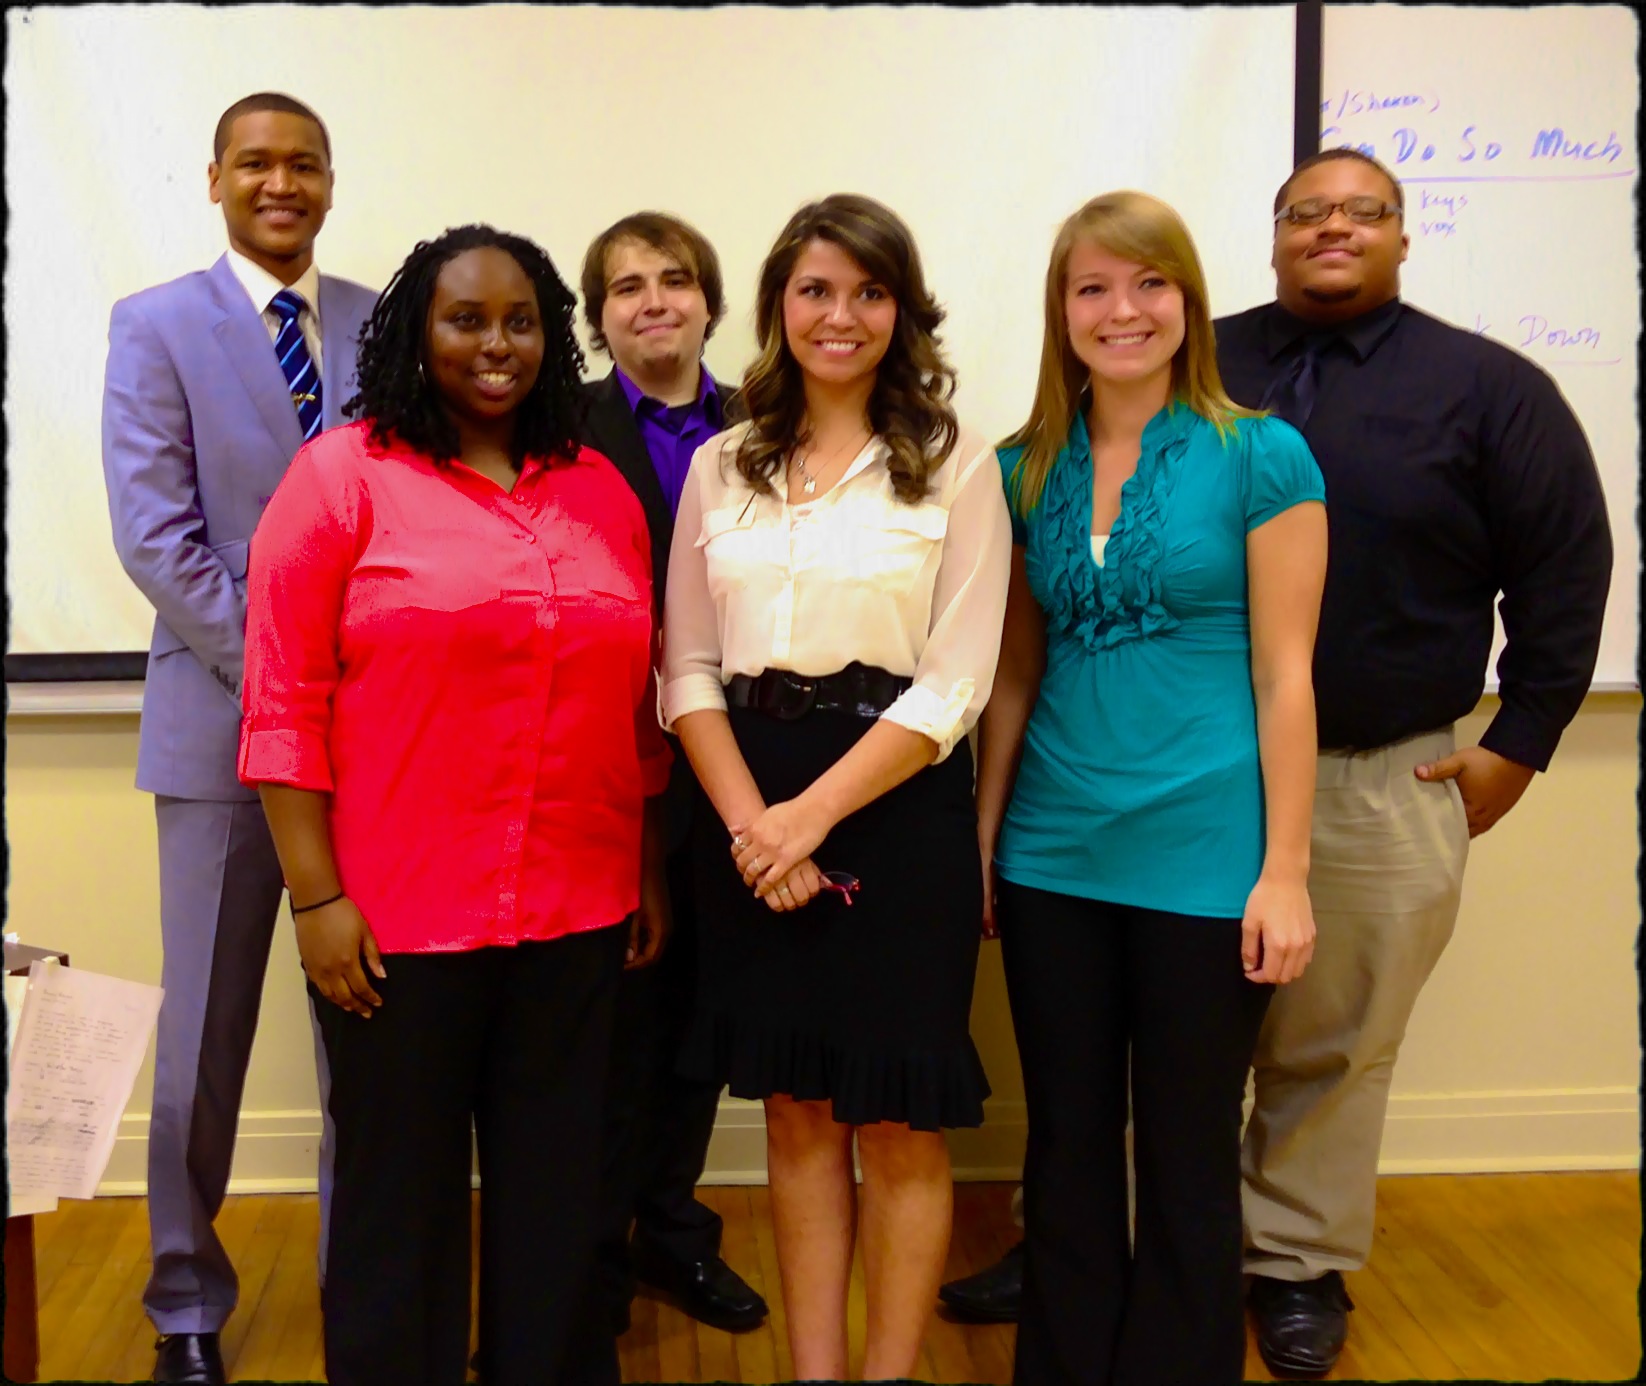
[206,255,304,459]
[312,274,368,427]
[319,269,352,421]
[588,371,673,544]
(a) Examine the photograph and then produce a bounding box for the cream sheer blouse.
[661,421,1012,762]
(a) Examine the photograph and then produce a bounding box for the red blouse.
[238,421,670,955]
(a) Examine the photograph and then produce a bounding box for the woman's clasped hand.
[727,798,832,908]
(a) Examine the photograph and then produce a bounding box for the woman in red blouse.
[239,225,670,1386]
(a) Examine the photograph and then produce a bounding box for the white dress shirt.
[226,248,324,369]
[663,421,1013,761]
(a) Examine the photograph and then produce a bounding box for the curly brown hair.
[732,193,957,504]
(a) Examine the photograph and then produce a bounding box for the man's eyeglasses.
[819,870,861,906]
[1275,196,1402,227]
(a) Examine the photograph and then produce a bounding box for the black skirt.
[677,702,990,1131]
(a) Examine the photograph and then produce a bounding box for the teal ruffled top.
[1016,402,1197,653]
[997,404,1324,918]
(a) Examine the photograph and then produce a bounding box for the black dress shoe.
[153,1332,227,1385]
[1249,1271,1355,1378]
[938,1241,1023,1323]
[632,1249,768,1332]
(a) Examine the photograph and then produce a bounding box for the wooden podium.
[5,941,70,1385]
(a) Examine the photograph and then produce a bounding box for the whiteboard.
[4,2,1296,660]
[1322,3,1640,690]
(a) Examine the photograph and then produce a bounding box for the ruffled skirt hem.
[678,1007,990,1132]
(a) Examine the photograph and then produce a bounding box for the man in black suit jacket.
[578,212,767,1336]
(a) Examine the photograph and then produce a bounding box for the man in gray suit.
[100,92,377,1386]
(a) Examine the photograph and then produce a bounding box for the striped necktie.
[271,288,323,441]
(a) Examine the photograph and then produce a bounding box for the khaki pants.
[1242,726,1470,1280]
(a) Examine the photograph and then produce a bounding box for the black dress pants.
[314,924,627,1386]
[998,881,1273,1386]
[595,841,725,1320]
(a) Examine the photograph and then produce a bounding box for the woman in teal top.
[978,192,1327,1386]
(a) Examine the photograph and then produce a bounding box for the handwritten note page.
[5,973,26,1071]
[4,973,56,1215]
[7,958,162,1204]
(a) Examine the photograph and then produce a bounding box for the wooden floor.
[24,1173,1640,1382]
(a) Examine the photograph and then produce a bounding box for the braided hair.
[345,224,586,469]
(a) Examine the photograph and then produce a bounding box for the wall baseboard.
[1374,1087,1641,1173]
[95,1087,1640,1197]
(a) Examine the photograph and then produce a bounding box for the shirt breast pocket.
[839,501,950,595]
[1352,414,1468,523]
[559,530,648,608]
[1360,414,1432,446]
[696,502,769,598]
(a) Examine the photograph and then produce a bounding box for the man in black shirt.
[1215,149,1611,1378]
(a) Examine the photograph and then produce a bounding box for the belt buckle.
[767,674,816,720]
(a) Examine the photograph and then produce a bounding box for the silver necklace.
[792,427,869,496]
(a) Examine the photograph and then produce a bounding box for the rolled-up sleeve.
[661,442,730,727]
[881,440,1013,760]
[238,444,364,791]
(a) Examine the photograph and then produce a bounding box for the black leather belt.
[725,663,912,720]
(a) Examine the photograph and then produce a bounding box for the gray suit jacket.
[101,253,377,800]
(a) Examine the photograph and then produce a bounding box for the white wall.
[5,693,1637,1192]
[4,2,1295,656]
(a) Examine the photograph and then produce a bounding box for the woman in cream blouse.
[663,192,1011,1380]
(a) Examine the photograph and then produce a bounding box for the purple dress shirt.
[616,366,724,517]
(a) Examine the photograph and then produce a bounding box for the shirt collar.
[615,364,720,420]
[1141,398,1200,449]
[1066,395,1197,461]
[1067,408,1092,463]
[226,248,322,326]
[834,434,890,491]
[1262,295,1403,362]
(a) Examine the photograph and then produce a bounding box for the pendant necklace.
[793,426,869,497]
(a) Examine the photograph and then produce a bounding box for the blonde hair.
[1002,190,1258,516]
